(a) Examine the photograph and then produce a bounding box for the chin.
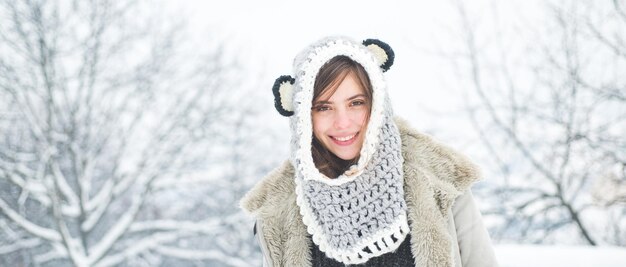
[334,150,359,161]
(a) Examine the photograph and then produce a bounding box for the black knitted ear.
[362,39,395,72]
[272,75,295,117]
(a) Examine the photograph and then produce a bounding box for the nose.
[333,108,351,130]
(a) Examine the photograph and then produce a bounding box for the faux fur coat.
[240,118,498,266]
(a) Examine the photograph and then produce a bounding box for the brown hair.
[311,55,373,178]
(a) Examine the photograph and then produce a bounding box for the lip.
[330,132,359,146]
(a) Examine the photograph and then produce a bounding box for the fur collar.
[240,117,481,266]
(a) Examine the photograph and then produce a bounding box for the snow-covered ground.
[495,245,626,267]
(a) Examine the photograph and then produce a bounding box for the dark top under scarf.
[310,233,414,267]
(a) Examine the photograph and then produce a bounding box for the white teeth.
[333,134,355,142]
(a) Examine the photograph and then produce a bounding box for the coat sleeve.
[452,190,499,267]
[255,220,274,267]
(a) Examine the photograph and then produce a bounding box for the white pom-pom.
[279,81,294,112]
[366,44,389,67]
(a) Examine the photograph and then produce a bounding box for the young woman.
[240,36,498,267]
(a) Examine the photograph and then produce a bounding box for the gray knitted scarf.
[285,37,409,264]
[295,113,409,264]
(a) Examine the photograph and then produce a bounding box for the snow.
[495,244,626,267]
[154,246,250,267]
[88,195,143,265]
[0,238,41,254]
[0,198,62,242]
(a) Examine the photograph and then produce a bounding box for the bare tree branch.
[446,0,625,246]
[0,198,61,242]
[0,0,264,266]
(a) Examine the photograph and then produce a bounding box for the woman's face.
[312,72,369,161]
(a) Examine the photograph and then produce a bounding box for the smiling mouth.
[330,132,359,145]
[332,134,356,142]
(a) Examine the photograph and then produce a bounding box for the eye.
[351,99,366,106]
[313,105,331,112]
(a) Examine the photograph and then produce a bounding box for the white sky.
[162,0,549,159]
[171,0,482,141]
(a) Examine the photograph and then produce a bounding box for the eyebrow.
[314,94,366,105]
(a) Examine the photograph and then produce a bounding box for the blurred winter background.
[0,0,624,266]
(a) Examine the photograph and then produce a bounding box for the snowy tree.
[0,0,268,266]
[446,0,626,245]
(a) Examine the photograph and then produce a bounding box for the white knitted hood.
[272,36,407,264]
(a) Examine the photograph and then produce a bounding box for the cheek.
[355,109,369,127]
[311,114,325,138]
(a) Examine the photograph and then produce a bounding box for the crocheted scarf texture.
[289,37,409,264]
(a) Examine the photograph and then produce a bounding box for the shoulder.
[395,117,482,201]
[239,160,296,215]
